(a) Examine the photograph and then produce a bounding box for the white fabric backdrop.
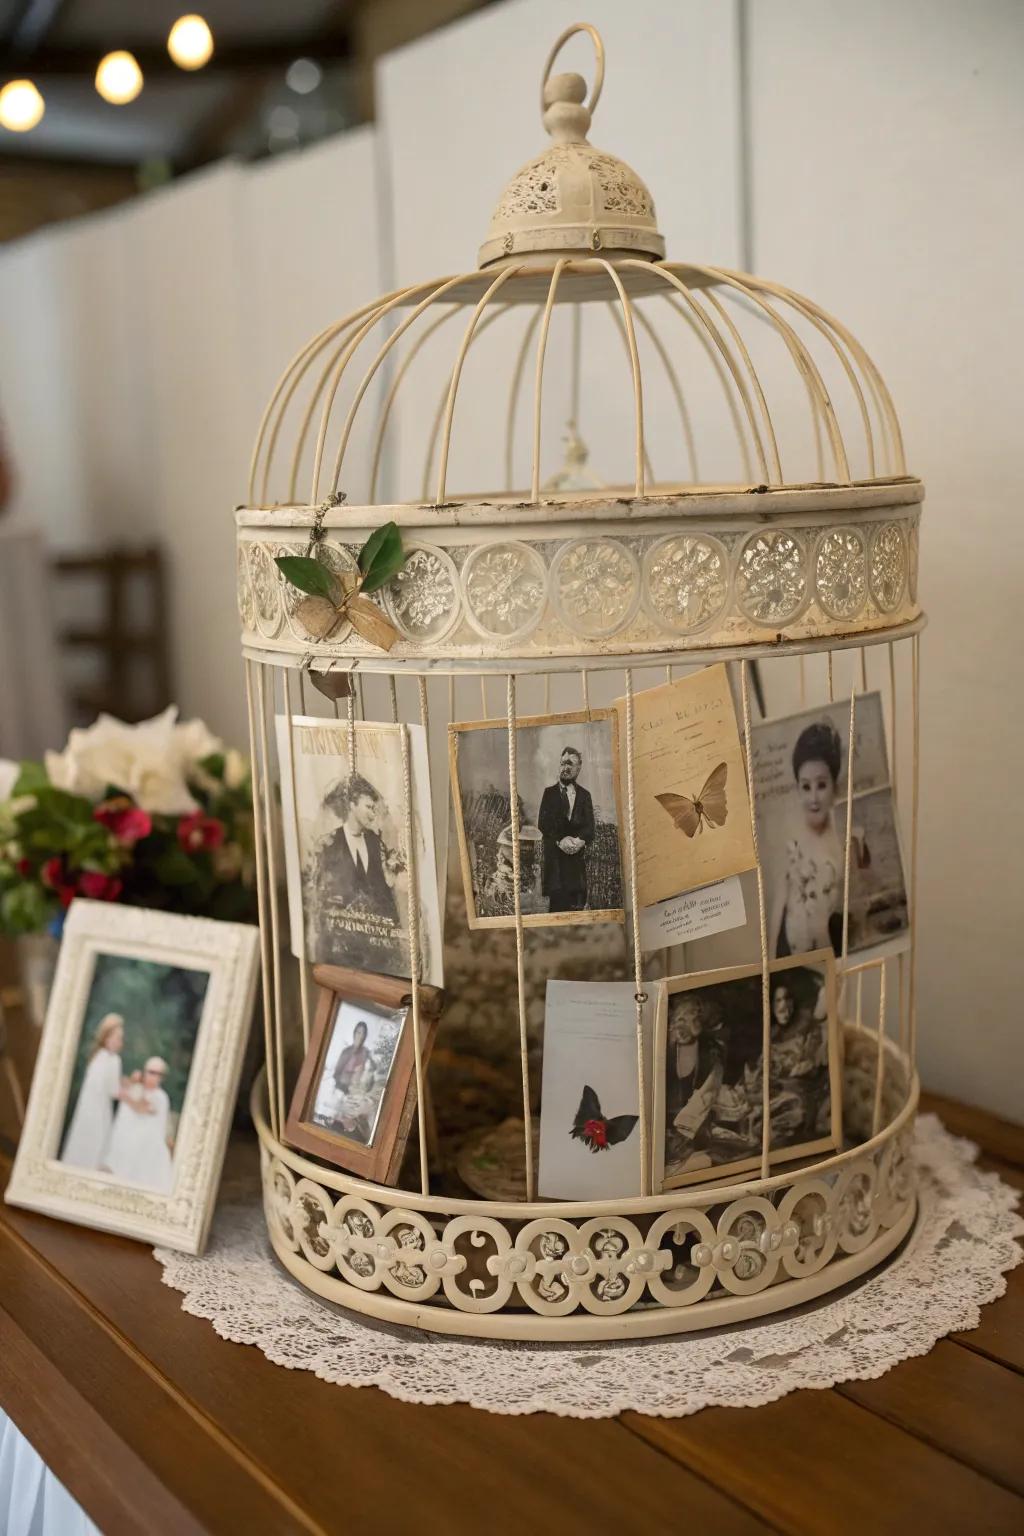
[0,1411,100,1536]
[0,0,1019,1115]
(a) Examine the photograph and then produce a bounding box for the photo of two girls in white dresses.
[58,954,209,1195]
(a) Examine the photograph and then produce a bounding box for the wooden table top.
[0,1091,1021,1536]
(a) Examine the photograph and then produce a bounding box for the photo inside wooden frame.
[653,949,842,1193]
[285,964,443,1184]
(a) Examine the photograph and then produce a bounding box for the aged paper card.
[639,874,747,952]
[276,716,444,988]
[619,664,757,907]
[538,980,657,1201]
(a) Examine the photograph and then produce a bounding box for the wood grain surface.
[0,1092,1019,1535]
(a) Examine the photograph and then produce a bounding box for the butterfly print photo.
[538,981,653,1200]
[570,1084,639,1154]
[618,665,756,908]
[656,761,729,838]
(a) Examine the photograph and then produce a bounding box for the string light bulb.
[168,15,214,71]
[0,79,45,132]
[95,51,143,106]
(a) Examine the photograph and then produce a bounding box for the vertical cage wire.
[245,626,920,1208]
[242,259,920,1212]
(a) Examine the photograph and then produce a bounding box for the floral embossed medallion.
[551,538,640,638]
[384,543,461,643]
[462,541,548,641]
[644,533,730,633]
[814,527,868,621]
[869,522,907,614]
[735,529,808,626]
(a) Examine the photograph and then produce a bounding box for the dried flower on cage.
[275,522,407,651]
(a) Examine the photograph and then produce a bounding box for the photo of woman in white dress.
[310,1001,404,1148]
[104,1056,174,1193]
[56,952,210,1193]
[60,1013,124,1170]
[775,721,846,957]
[749,694,905,961]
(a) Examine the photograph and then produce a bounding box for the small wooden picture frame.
[285,964,442,1185]
[653,950,842,1192]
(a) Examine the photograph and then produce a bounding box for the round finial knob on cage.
[542,72,591,143]
[478,21,664,267]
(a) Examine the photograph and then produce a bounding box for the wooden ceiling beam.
[0,36,354,77]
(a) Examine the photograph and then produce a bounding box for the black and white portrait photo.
[449,709,625,929]
[655,953,840,1190]
[277,716,443,987]
[748,691,909,961]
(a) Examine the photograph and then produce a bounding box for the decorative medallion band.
[237,498,922,661]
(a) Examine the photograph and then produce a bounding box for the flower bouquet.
[0,707,257,939]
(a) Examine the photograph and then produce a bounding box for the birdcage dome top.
[237,23,923,672]
[478,27,664,267]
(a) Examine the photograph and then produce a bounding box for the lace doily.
[154,1116,1022,1418]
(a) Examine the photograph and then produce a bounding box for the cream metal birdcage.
[237,24,922,1340]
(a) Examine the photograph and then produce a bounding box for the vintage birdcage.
[237,24,922,1339]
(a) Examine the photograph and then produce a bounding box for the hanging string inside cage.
[623,671,650,1197]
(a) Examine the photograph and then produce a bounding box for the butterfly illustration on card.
[570,1085,639,1154]
[655,762,729,838]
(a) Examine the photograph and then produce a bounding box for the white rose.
[174,717,223,768]
[223,747,249,789]
[43,707,199,814]
[41,708,228,815]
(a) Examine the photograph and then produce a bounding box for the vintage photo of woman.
[306,771,403,964]
[775,720,848,957]
[58,954,209,1194]
[657,955,840,1189]
[59,1012,124,1171]
[749,693,908,960]
[310,1000,405,1149]
[277,716,443,987]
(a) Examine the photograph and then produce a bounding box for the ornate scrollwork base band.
[256,1032,919,1341]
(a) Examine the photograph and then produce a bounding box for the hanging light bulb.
[0,79,45,132]
[168,15,214,71]
[95,51,143,106]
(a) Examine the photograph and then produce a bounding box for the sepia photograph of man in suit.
[536,746,595,913]
[312,773,398,928]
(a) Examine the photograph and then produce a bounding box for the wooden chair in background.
[50,545,173,726]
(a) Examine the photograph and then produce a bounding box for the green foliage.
[357,521,405,593]
[274,555,338,600]
[1,883,51,935]
[0,739,259,935]
[13,761,50,795]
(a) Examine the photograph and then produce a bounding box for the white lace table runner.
[154,1116,1023,1418]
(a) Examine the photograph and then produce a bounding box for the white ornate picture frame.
[5,900,259,1254]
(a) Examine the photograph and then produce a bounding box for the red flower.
[16,857,31,876]
[78,871,123,903]
[41,857,64,889]
[583,1117,608,1149]
[177,811,226,853]
[94,797,152,846]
